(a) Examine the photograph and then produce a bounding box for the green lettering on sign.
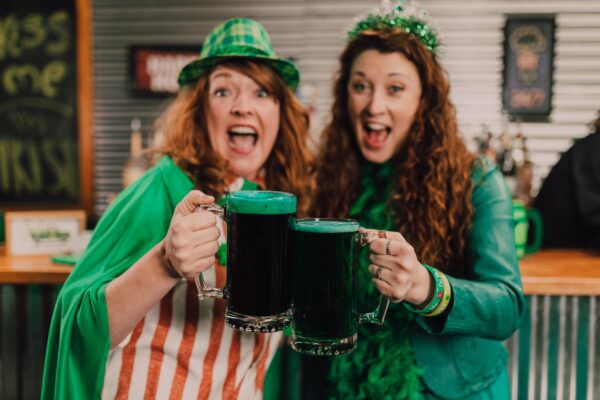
[0,138,78,196]
[11,139,42,194]
[43,138,77,196]
[22,14,46,51]
[46,11,70,56]
[3,64,41,95]
[0,15,22,60]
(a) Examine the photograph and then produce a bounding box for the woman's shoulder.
[139,156,193,191]
[469,157,512,203]
[106,156,193,214]
[470,157,498,182]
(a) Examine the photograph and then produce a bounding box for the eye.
[351,81,367,92]
[256,88,270,98]
[389,84,404,94]
[214,88,230,97]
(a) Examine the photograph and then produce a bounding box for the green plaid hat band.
[178,18,300,91]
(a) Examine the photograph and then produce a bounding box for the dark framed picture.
[502,15,556,121]
[129,45,199,97]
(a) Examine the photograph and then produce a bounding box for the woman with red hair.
[311,4,523,399]
[43,18,313,399]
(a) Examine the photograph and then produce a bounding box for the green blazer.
[410,163,524,399]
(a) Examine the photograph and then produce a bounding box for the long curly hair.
[156,60,313,215]
[312,30,476,277]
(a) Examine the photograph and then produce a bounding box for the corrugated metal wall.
[0,285,59,399]
[93,0,600,216]
[506,295,600,399]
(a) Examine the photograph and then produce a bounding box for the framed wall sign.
[129,45,199,97]
[5,210,86,255]
[0,0,94,215]
[502,15,556,121]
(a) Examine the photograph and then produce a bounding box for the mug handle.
[357,232,390,325]
[525,207,544,254]
[194,204,226,300]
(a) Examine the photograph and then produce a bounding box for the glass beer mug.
[197,191,296,332]
[289,218,390,356]
[513,200,543,259]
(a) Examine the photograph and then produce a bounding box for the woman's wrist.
[158,240,184,280]
[403,265,453,317]
[403,264,443,314]
[407,263,435,306]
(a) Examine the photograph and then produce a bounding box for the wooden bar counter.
[0,246,72,285]
[519,249,600,296]
[1,246,600,292]
[0,246,600,290]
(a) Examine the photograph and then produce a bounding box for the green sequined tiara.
[348,0,440,53]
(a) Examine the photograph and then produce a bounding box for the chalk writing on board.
[0,6,78,204]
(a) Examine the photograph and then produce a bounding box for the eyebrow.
[211,71,232,80]
[352,71,410,79]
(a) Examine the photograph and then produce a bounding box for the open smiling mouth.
[363,122,390,149]
[228,127,258,154]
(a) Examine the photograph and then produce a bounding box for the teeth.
[229,126,256,134]
[366,123,387,131]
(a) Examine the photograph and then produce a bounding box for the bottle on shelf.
[512,118,526,169]
[122,118,149,188]
[513,119,534,205]
[476,124,495,164]
[496,120,517,194]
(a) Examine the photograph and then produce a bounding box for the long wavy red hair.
[155,60,313,215]
[312,30,476,276]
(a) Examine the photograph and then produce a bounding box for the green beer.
[291,219,359,355]
[196,191,296,333]
[290,218,389,356]
[226,191,296,331]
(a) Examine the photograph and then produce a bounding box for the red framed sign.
[129,45,199,96]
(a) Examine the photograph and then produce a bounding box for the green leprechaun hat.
[178,18,300,91]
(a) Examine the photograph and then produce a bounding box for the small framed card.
[5,210,86,256]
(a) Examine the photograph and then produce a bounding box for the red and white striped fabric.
[102,177,282,399]
[102,264,282,400]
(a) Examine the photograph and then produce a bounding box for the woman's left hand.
[362,228,433,306]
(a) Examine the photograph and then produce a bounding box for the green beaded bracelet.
[403,264,444,315]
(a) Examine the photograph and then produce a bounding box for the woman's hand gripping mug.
[197,191,297,333]
[289,218,390,356]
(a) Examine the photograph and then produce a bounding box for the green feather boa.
[328,162,424,400]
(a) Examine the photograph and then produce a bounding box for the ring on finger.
[378,230,387,239]
[385,239,392,256]
[375,265,383,279]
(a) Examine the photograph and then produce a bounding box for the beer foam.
[292,218,359,233]
[227,190,296,214]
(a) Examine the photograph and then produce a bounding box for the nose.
[366,88,386,116]
[231,92,253,117]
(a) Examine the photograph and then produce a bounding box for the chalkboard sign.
[0,0,92,213]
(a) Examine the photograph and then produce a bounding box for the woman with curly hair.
[310,5,524,400]
[42,18,312,399]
